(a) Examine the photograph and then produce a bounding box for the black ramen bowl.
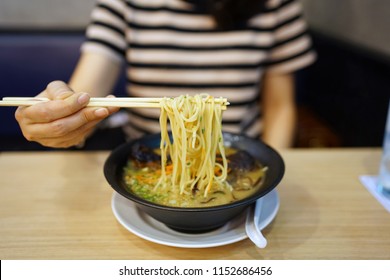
[104,132,285,233]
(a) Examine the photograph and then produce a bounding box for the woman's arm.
[261,72,297,150]
[69,51,122,96]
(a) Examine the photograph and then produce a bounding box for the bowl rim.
[104,132,285,212]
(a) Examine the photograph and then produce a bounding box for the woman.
[15,0,315,149]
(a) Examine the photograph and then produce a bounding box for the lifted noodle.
[156,94,230,197]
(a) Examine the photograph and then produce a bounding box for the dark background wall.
[296,31,390,147]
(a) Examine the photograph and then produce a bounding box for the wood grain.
[0,149,389,259]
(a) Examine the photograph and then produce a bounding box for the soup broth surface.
[123,147,267,208]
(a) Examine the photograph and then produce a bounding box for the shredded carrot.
[165,164,174,175]
[135,174,158,185]
[214,166,222,176]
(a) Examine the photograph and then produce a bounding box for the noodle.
[156,94,230,197]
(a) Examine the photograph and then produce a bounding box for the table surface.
[0,148,389,260]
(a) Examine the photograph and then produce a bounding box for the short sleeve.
[265,0,316,73]
[81,0,127,63]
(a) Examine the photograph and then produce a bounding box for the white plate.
[111,189,280,248]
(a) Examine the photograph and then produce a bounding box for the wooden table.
[0,149,389,260]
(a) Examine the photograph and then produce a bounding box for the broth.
[122,147,267,208]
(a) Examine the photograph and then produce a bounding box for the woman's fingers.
[20,107,109,140]
[16,81,91,123]
[17,101,118,148]
[45,80,75,99]
[35,120,101,148]
[16,92,90,123]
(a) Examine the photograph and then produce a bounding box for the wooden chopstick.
[0,97,163,108]
[0,97,229,109]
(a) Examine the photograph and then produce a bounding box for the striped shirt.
[81,0,316,139]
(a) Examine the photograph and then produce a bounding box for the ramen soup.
[123,145,267,208]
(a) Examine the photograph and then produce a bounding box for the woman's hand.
[15,80,119,148]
